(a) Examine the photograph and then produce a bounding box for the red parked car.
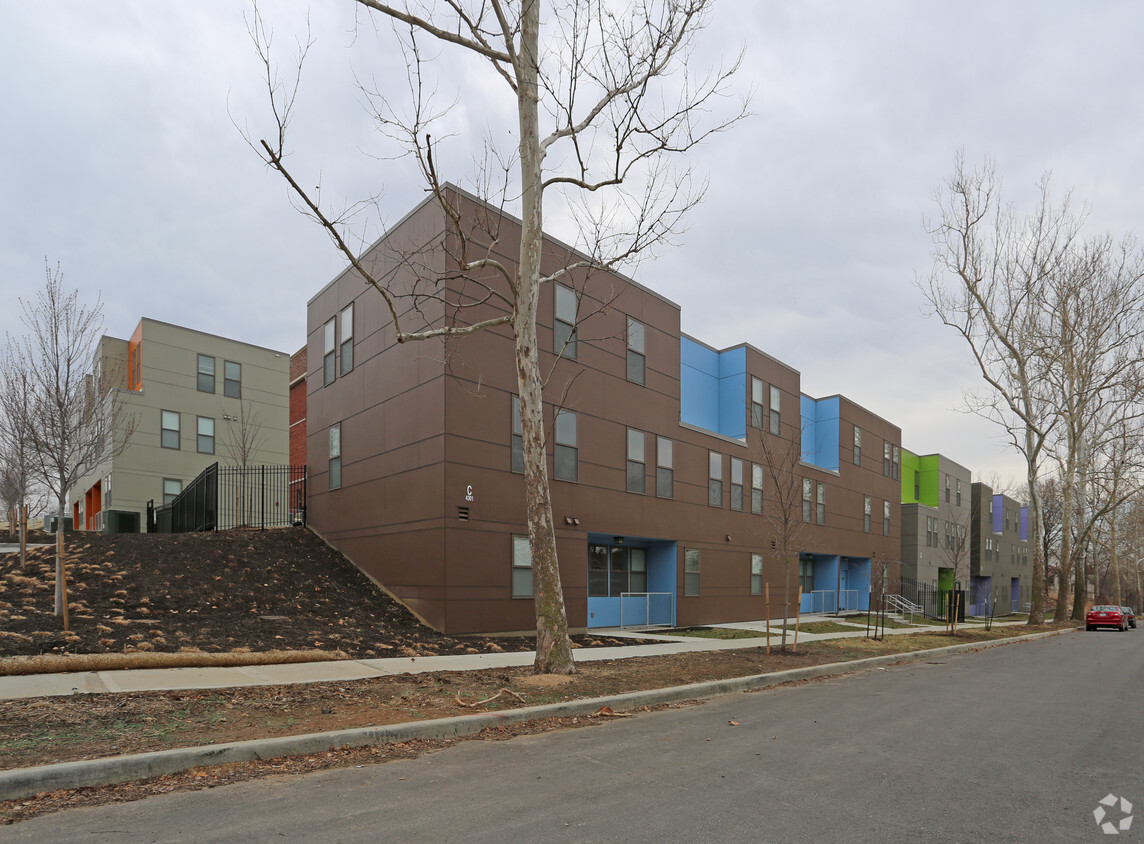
[1086,605,1128,631]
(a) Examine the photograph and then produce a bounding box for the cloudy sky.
[3,1,1142,486]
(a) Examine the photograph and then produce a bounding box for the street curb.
[0,628,1072,802]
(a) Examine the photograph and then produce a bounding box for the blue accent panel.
[680,338,746,439]
[587,597,622,627]
[647,542,678,596]
[799,396,840,471]
[1020,508,1029,541]
[993,496,1003,533]
[681,338,720,432]
[846,558,871,611]
[717,347,747,440]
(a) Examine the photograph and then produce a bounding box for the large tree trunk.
[1026,435,1046,624]
[515,0,574,675]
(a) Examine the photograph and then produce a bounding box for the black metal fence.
[148,463,306,533]
[899,577,966,623]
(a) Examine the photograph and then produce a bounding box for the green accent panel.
[900,450,921,503]
[918,455,941,507]
[938,567,954,591]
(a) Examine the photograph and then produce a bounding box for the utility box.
[102,510,140,535]
[44,515,74,533]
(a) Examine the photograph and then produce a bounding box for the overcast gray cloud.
[3,1,1142,486]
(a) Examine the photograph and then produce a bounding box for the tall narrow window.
[554,284,577,359]
[802,478,813,522]
[627,429,646,494]
[892,446,900,480]
[751,463,763,515]
[197,354,215,393]
[945,474,951,503]
[656,436,673,498]
[684,548,700,596]
[883,500,891,536]
[750,377,764,429]
[730,457,744,511]
[630,548,647,593]
[799,556,814,595]
[224,361,241,399]
[162,478,182,505]
[883,442,892,476]
[323,318,336,385]
[554,410,578,481]
[708,451,723,507]
[161,410,180,450]
[816,482,826,525]
[329,423,342,490]
[769,385,781,434]
[626,316,645,385]
[511,396,524,473]
[913,470,920,501]
[853,427,862,465]
[340,303,354,375]
[512,535,533,597]
[751,553,764,595]
[196,417,215,455]
[956,479,962,507]
[864,495,871,533]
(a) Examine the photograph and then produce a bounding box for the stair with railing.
[885,593,922,621]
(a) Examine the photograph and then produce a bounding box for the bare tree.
[0,363,41,561]
[924,153,1081,625]
[246,1,747,673]
[5,261,133,625]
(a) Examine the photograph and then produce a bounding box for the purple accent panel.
[1020,507,1029,541]
[993,496,1003,533]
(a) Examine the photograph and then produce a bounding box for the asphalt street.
[4,631,1141,843]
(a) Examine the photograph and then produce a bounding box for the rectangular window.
[554,284,577,359]
[816,481,825,525]
[853,426,861,465]
[956,479,962,507]
[197,354,215,393]
[769,385,781,434]
[751,463,763,515]
[656,437,674,498]
[224,360,241,399]
[590,544,647,596]
[913,470,920,501]
[864,495,871,533]
[945,474,951,503]
[730,457,744,511]
[802,477,813,522]
[684,548,700,596]
[323,318,336,385]
[708,451,723,507]
[329,423,342,490]
[554,410,578,481]
[162,478,181,506]
[883,500,891,536]
[750,377,764,429]
[340,303,354,375]
[512,535,533,597]
[196,417,215,455]
[626,316,645,385]
[883,442,892,476]
[627,429,646,494]
[893,446,900,480]
[630,548,647,593]
[511,396,524,473]
[161,410,180,450]
[751,553,764,595]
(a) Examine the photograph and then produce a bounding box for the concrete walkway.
[0,615,1026,701]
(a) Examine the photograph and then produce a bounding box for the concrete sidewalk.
[0,615,1024,701]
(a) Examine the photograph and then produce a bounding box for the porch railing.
[620,592,674,630]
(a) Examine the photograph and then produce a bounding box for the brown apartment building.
[305,187,902,635]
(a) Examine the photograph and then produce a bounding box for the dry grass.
[0,648,350,677]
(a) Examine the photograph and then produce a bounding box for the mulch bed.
[0,527,633,660]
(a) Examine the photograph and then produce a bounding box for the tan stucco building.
[70,318,290,532]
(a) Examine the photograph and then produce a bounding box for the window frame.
[554,284,578,359]
[512,535,533,597]
[853,426,861,465]
[802,477,813,522]
[864,495,871,533]
[323,318,336,386]
[730,457,744,511]
[340,303,354,375]
[751,463,763,515]
[510,396,524,473]
[656,436,673,499]
[162,478,182,506]
[769,385,781,434]
[160,410,180,450]
[751,553,764,595]
[626,316,645,385]
[328,423,342,490]
[708,451,723,508]
[554,409,578,482]
[627,428,646,494]
[750,377,764,429]
[684,548,700,596]
[816,481,825,525]
[883,500,891,536]
[196,416,215,455]
[197,354,215,394]
[224,360,241,399]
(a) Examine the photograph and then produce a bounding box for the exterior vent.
[458,506,470,521]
